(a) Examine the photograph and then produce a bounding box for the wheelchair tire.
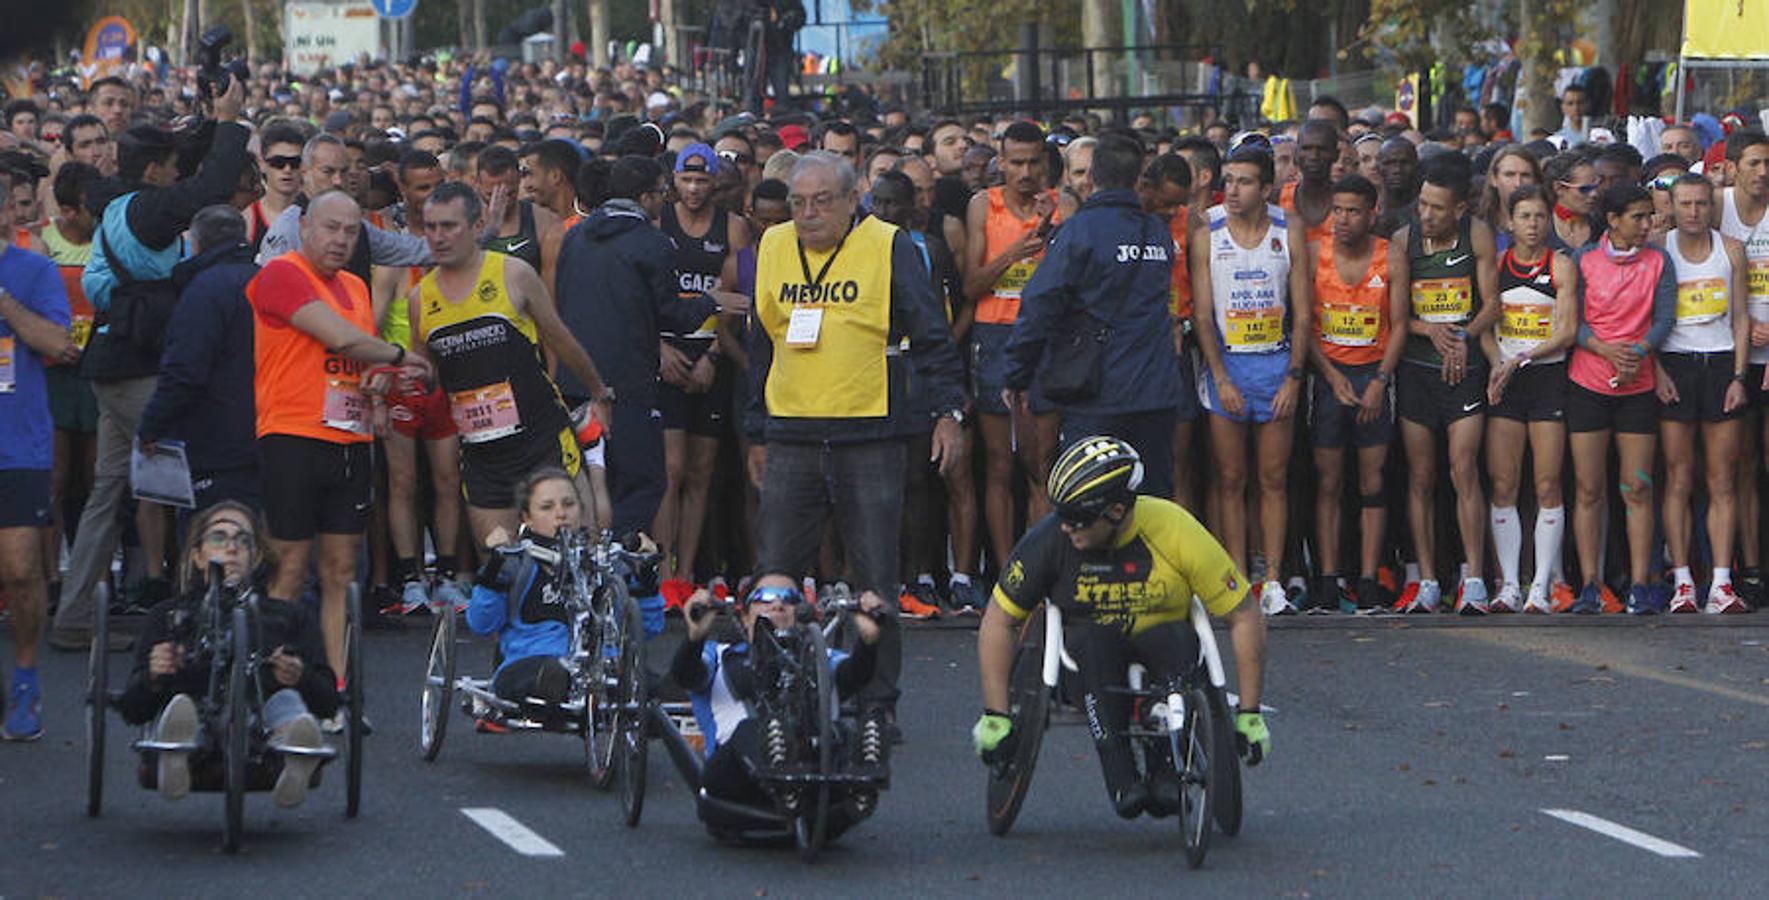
[86,595,109,818]
[794,625,833,863]
[420,602,456,762]
[1207,686,1242,837]
[986,605,1049,837]
[345,584,364,818]
[617,596,648,828]
[222,605,250,854]
[1176,687,1214,869]
[586,582,624,790]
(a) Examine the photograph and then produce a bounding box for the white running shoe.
[1704,583,1749,615]
[154,694,198,801]
[271,713,324,808]
[1523,582,1554,614]
[1669,582,1700,614]
[1259,581,1296,616]
[1403,579,1441,613]
[1489,583,1522,613]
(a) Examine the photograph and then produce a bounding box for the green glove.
[972,712,1013,759]
[1235,711,1270,766]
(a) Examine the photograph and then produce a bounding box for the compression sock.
[1532,506,1565,589]
[1491,506,1522,588]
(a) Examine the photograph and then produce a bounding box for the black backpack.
[78,228,178,381]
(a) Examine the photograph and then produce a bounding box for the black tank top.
[482,200,544,272]
[1498,246,1554,299]
[659,203,729,348]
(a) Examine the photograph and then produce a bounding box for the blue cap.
[674,142,720,175]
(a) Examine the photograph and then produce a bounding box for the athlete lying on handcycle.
[117,501,337,807]
[673,575,892,842]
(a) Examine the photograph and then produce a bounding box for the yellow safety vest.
[755,216,897,419]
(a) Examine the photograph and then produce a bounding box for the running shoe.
[1402,579,1441,614]
[1523,583,1554,615]
[1490,583,1523,614]
[1550,582,1578,613]
[898,589,941,620]
[154,693,198,800]
[1334,580,1358,615]
[1353,576,1391,614]
[1668,582,1700,614]
[374,583,406,618]
[1259,581,1296,616]
[1737,568,1764,609]
[433,579,468,615]
[1600,584,1624,614]
[1456,578,1490,615]
[1392,579,1420,613]
[1704,582,1750,615]
[660,578,694,612]
[271,713,324,808]
[2,675,41,742]
[1626,584,1661,615]
[399,578,430,615]
[948,579,984,615]
[1569,582,1603,615]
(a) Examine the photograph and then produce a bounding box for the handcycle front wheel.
[222,605,250,854]
[986,605,1049,837]
[420,602,456,762]
[585,583,628,790]
[1207,686,1242,837]
[793,624,834,863]
[86,595,110,818]
[344,584,364,818]
[1176,686,1215,869]
[616,596,648,827]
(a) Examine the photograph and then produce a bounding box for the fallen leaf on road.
[1498,748,1515,758]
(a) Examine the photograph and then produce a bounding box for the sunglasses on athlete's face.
[1056,507,1103,531]
[264,155,302,171]
[744,585,804,608]
[1646,173,1684,192]
[1562,180,1599,196]
[718,149,753,166]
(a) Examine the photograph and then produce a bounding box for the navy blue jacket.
[138,242,258,474]
[553,199,718,408]
[1004,188,1182,415]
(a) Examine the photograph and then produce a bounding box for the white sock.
[1712,567,1732,588]
[950,572,972,586]
[1491,506,1522,589]
[1533,506,1565,589]
[918,573,937,588]
[1672,565,1694,588]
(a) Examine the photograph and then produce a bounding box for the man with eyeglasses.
[247,124,306,256]
[746,151,965,715]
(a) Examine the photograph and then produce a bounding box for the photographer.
[48,77,250,653]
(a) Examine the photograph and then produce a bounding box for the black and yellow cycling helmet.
[1047,435,1143,523]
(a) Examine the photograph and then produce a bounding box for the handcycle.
[85,562,365,853]
[985,597,1243,869]
[639,588,890,862]
[418,528,652,825]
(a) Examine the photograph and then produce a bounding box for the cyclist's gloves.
[1235,711,1270,766]
[972,711,1014,762]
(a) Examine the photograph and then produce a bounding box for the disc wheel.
[1177,687,1214,869]
[986,605,1049,836]
[222,606,250,854]
[86,596,109,818]
[617,596,649,827]
[420,602,456,762]
[793,625,833,863]
[344,584,364,818]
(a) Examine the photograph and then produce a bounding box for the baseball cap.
[776,123,809,151]
[675,142,720,174]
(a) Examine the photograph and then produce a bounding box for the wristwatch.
[1286,367,1304,380]
[1733,371,1748,384]
[1374,370,1392,385]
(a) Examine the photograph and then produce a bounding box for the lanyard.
[796,227,851,295]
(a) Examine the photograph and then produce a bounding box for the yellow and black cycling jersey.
[991,495,1250,634]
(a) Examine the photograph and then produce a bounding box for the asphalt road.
[4,613,1767,897]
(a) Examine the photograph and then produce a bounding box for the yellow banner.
[1683,0,1769,60]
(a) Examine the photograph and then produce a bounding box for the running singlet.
[1719,188,1769,364]
[991,495,1249,634]
[1279,181,1333,247]
[1403,215,1478,367]
[976,186,1061,325]
[246,199,273,255]
[1313,236,1389,366]
[1205,203,1291,354]
[659,203,729,346]
[1663,229,1735,354]
[416,252,569,445]
[38,221,93,358]
[247,252,376,443]
[481,200,544,273]
[1496,247,1562,363]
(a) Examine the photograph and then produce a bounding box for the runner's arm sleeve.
[892,230,966,414]
[1641,248,1677,350]
[127,122,251,250]
[365,221,435,268]
[1002,225,1075,391]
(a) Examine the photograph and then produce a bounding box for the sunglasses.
[1646,173,1683,191]
[1056,507,1103,530]
[264,155,302,171]
[718,149,753,165]
[1561,181,1599,195]
[202,528,257,551]
[744,585,804,607]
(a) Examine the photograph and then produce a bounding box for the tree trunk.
[473,0,487,54]
[657,0,677,67]
[1081,0,1115,100]
[1517,0,1559,135]
[589,0,610,67]
[458,0,470,50]
[242,0,259,63]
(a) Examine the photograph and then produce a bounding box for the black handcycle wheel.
[345,584,364,818]
[986,605,1049,836]
[222,605,250,854]
[617,596,648,827]
[86,596,109,818]
[420,602,456,762]
[794,624,834,863]
[586,583,624,790]
[1207,686,1242,837]
[1176,687,1214,869]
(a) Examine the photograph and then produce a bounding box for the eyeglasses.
[788,192,844,212]
[744,585,803,607]
[264,155,302,170]
[202,529,257,551]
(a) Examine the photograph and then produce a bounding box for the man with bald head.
[1660,126,1702,165]
[248,189,433,682]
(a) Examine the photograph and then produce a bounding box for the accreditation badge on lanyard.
[786,231,850,349]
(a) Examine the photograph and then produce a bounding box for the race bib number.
[1749,260,1769,304]
[1499,302,1553,344]
[1224,305,1284,352]
[1319,302,1380,347]
[322,378,370,434]
[0,336,14,393]
[1676,277,1728,325]
[69,314,93,350]
[1411,277,1473,323]
[786,306,823,347]
[994,259,1038,299]
[450,380,522,443]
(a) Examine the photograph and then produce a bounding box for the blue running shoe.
[948,578,984,616]
[1569,582,1603,615]
[2,673,42,742]
[1626,584,1662,615]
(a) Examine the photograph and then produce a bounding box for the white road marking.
[461,807,565,858]
[1541,809,1701,858]
[1543,754,1570,762]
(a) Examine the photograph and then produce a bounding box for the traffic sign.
[371,0,417,20]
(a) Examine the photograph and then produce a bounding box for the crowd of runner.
[0,49,1765,743]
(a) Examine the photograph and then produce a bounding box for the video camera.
[195,26,249,104]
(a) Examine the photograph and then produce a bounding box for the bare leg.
[1313,446,1345,577]
[1570,430,1612,586]
[1615,432,1658,586]
[1027,412,1061,521]
[978,413,1016,568]
[1254,419,1294,570]
[382,432,423,572]
[1660,419,1697,568]
[1170,419,1195,510]
[1207,415,1251,574]
[136,501,168,581]
[423,435,464,571]
[676,434,721,584]
[1703,418,1742,574]
[0,527,46,668]
[1446,414,1487,578]
[942,426,978,576]
[316,533,362,675]
[655,429,687,581]
[1356,443,1390,577]
[1401,421,1439,582]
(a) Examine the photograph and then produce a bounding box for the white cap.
[647,91,673,110]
